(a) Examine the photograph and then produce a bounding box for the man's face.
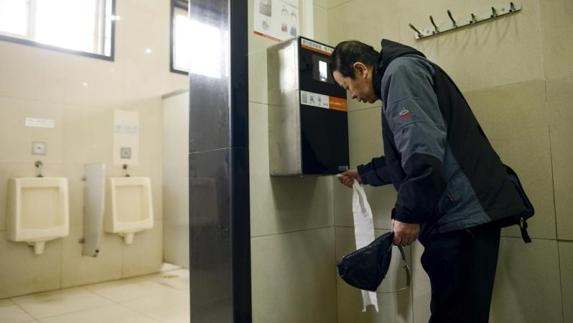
[333,63,378,104]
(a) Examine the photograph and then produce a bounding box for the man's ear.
[352,62,369,79]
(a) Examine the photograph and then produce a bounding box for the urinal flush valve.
[35,160,44,178]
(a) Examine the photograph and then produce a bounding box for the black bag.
[336,232,410,292]
[501,164,535,243]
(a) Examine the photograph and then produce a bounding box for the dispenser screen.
[313,55,332,84]
[319,60,328,82]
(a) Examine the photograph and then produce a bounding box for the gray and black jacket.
[357,39,528,238]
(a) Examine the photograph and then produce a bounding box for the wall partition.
[188,0,251,322]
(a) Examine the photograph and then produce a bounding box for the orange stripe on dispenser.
[329,97,348,111]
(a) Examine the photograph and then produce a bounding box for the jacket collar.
[373,39,426,99]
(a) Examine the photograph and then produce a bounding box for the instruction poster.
[254,0,299,41]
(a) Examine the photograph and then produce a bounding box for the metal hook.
[470,13,478,24]
[35,160,44,178]
[509,2,516,12]
[447,10,457,27]
[429,15,439,33]
[409,23,423,38]
[122,164,131,177]
[491,7,498,18]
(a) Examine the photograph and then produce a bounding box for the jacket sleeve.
[382,57,447,224]
[357,156,393,186]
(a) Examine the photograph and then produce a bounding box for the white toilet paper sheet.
[352,181,379,312]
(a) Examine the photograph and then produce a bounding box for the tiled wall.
[0,0,187,299]
[327,0,573,322]
[248,0,339,322]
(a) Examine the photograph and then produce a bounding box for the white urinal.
[105,177,153,245]
[7,177,69,255]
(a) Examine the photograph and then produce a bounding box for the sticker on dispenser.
[301,38,333,55]
[301,90,329,109]
[301,90,347,111]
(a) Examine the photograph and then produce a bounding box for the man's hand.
[337,169,362,188]
[392,220,420,246]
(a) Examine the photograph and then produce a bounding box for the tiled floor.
[0,265,190,323]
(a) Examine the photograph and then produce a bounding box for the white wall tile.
[335,227,413,323]
[464,81,556,240]
[60,226,123,288]
[559,241,573,323]
[490,237,563,323]
[539,0,573,80]
[547,76,573,240]
[249,103,334,236]
[0,224,62,299]
[252,228,337,323]
[397,0,545,92]
[328,0,401,51]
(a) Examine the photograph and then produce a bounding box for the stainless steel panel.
[189,1,230,154]
[189,149,233,322]
[267,38,302,175]
[189,0,251,322]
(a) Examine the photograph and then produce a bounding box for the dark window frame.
[170,0,189,75]
[0,0,117,62]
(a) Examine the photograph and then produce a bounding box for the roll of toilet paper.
[352,181,379,312]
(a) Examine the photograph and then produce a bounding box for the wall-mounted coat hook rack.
[429,15,439,33]
[409,23,423,38]
[447,10,457,27]
[409,2,521,40]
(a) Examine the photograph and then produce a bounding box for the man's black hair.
[331,40,379,79]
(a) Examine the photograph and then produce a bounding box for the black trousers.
[420,222,501,323]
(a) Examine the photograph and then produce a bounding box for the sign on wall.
[254,0,299,42]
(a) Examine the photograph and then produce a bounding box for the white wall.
[327,0,573,322]
[162,90,190,268]
[0,0,188,298]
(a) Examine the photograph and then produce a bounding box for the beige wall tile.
[335,227,413,323]
[397,0,544,92]
[121,220,163,278]
[410,241,430,323]
[539,0,573,80]
[313,5,329,44]
[559,241,573,323]
[314,0,328,9]
[248,50,269,105]
[250,173,334,236]
[252,228,337,323]
[328,0,401,50]
[333,182,396,230]
[250,103,334,236]
[327,0,351,10]
[464,81,555,240]
[547,76,573,240]
[60,226,123,288]
[0,97,63,164]
[491,237,562,323]
[0,42,68,103]
[0,232,62,299]
[348,107,383,168]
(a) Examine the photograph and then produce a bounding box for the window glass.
[0,0,114,59]
[0,0,28,36]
